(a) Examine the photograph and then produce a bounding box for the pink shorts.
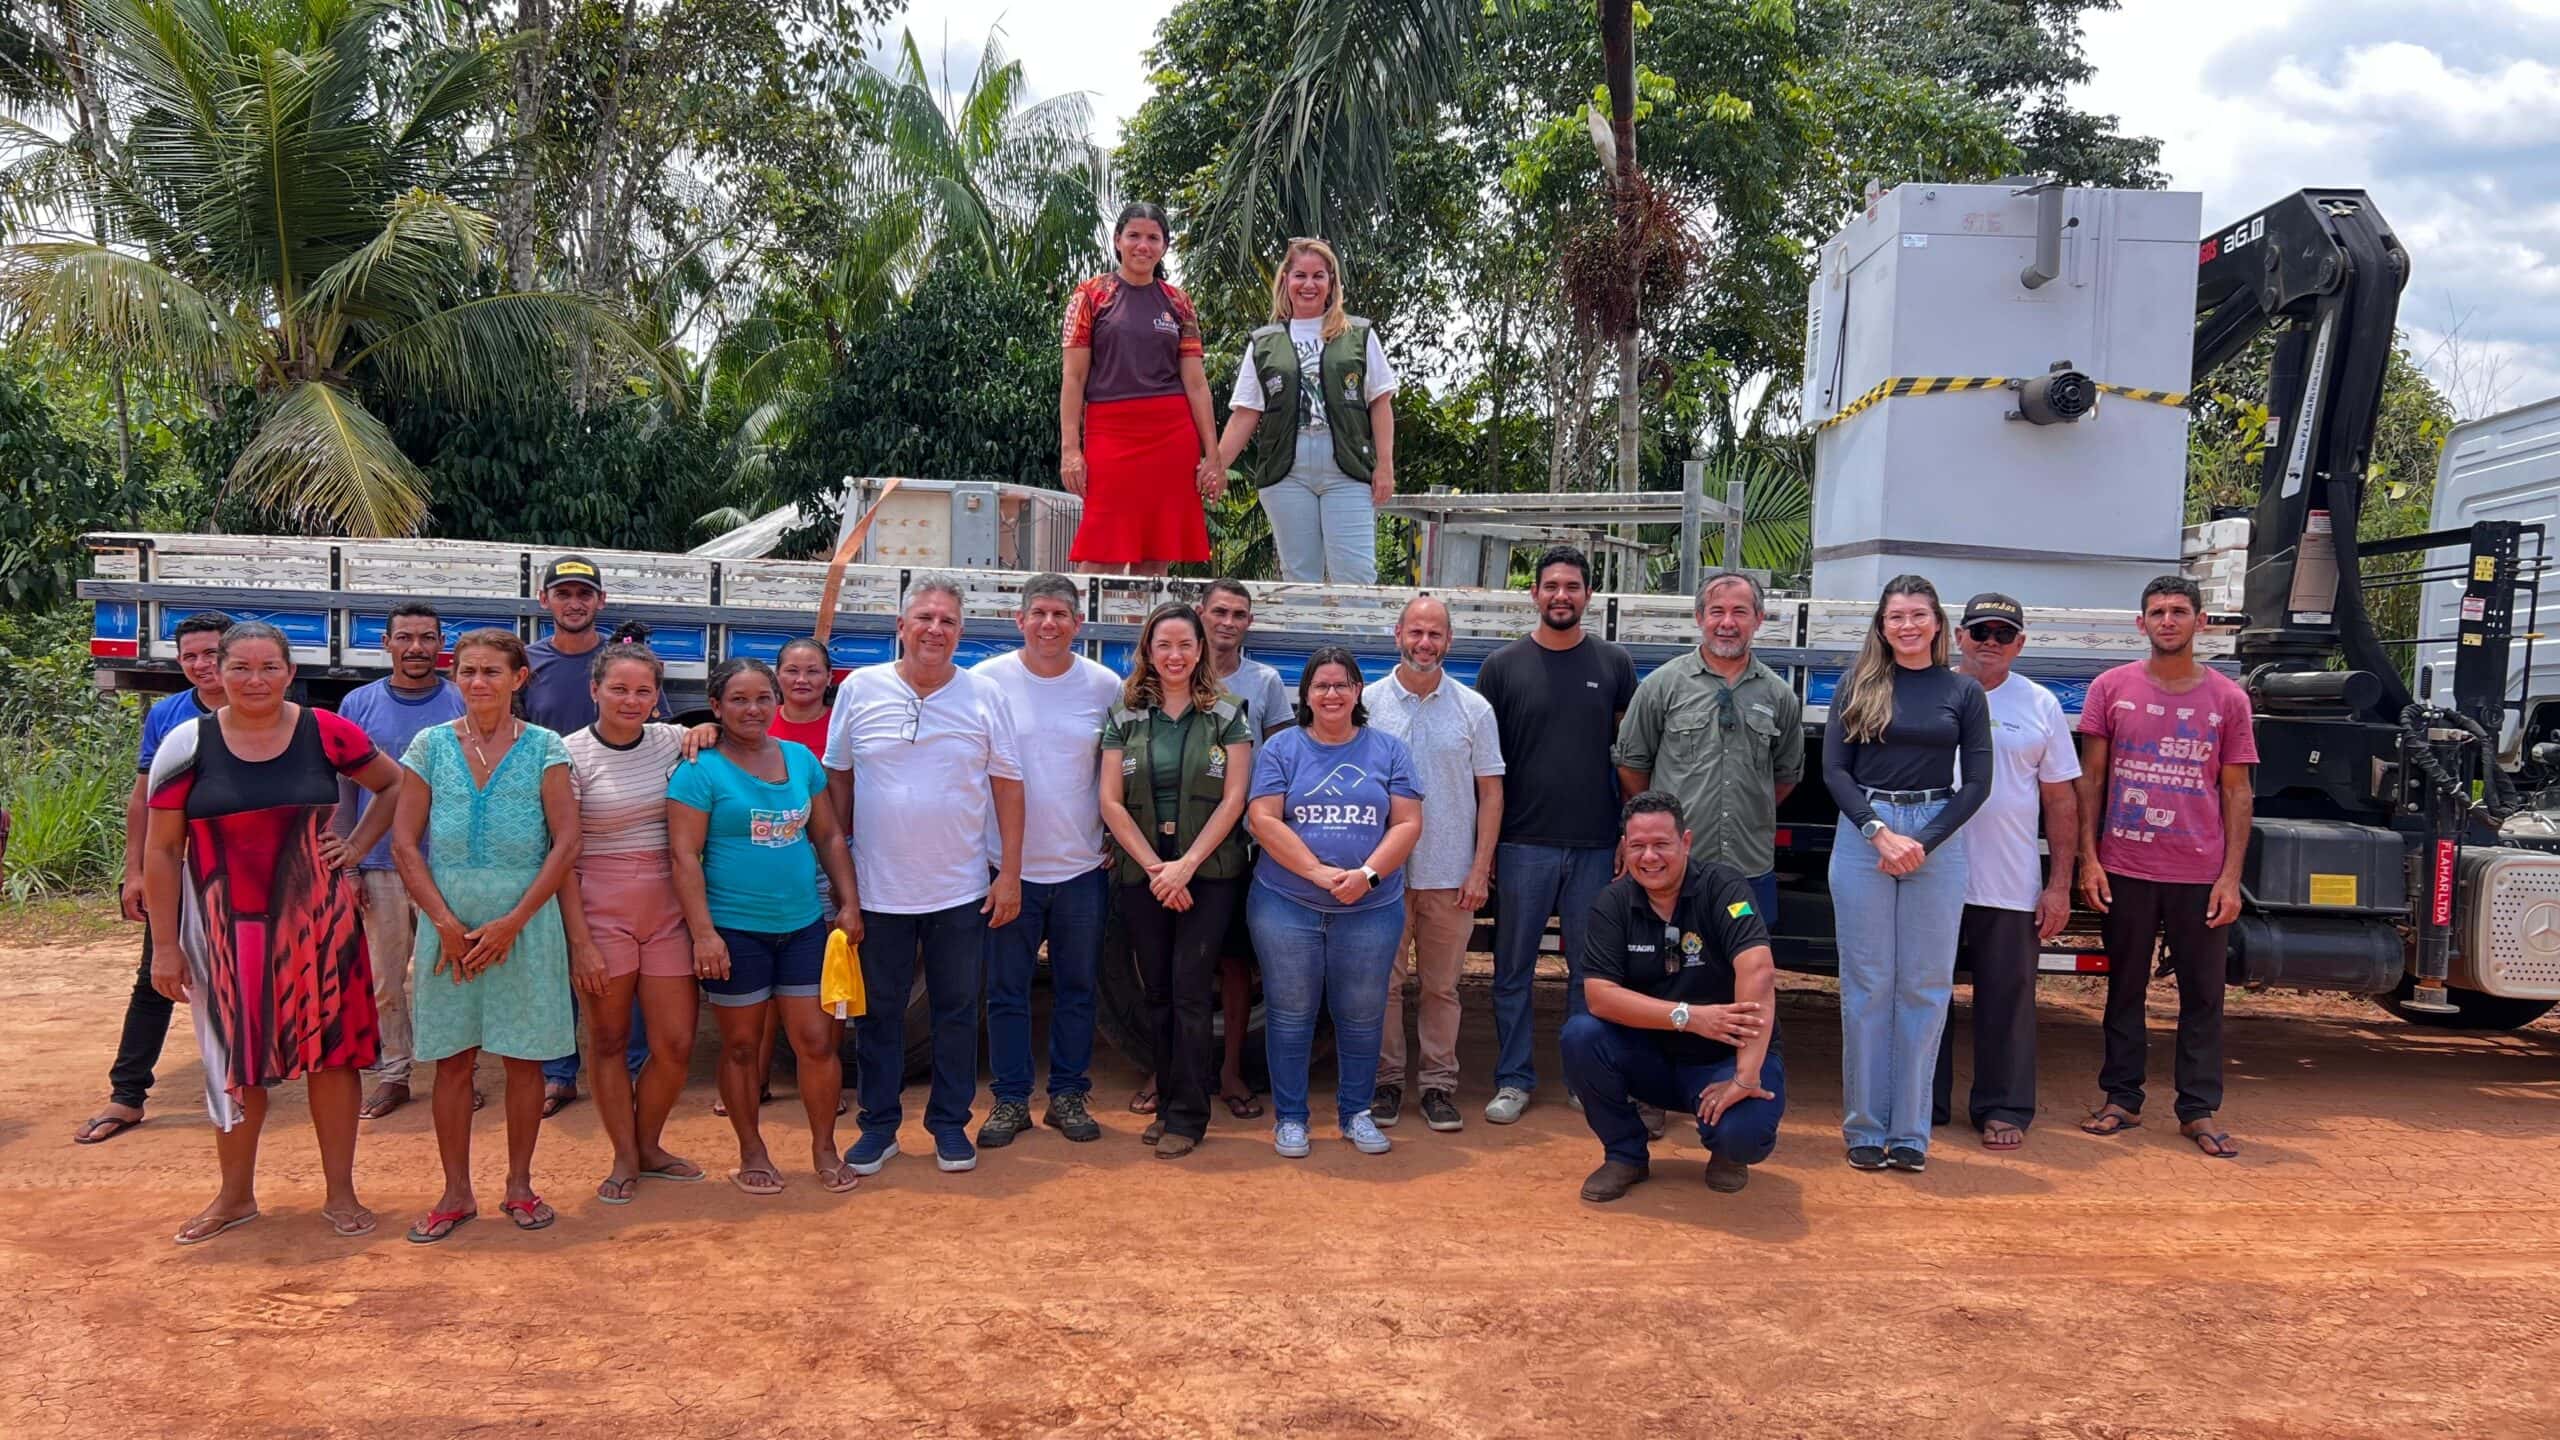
[579,853,693,979]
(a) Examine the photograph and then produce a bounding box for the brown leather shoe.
[1154,1133,1198,1159]
[1704,1155,1750,1193]
[1579,1159,1651,1203]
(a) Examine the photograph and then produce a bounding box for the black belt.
[1863,786,1954,805]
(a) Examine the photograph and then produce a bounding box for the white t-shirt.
[1219,653,1295,738]
[822,663,1024,914]
[1363,670,1505,890]
[972,649,1122,884]
[1963,673,2084,912]
[1228,319,1400,433]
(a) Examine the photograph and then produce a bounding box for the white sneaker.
[1484,1086,1530,1125]
[1273,1120,1311,1159]
[1343,1112,1392,1155]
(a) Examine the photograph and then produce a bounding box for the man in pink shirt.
[2073,576,2256,1159]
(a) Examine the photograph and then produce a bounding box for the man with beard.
[1474,545,1637,1124]
[333,601,467,1120]
[1362,596,1504,1132]
[1615,571,1805,926]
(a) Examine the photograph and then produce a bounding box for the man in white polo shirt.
[971,573,1120,1149]
[1362,595,1503,1133]
[825,575,1025,1176]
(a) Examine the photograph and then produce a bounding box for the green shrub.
[0,606,140,900]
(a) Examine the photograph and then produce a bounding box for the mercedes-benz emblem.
[2522,902,2560,953]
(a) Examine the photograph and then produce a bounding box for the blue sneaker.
[934,1130,977,1173]
[1273,1120,1311,1158]
[1343,1111,1392,1155]
[845,1132,899,1176]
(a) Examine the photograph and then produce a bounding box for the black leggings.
[1122,872,1241,1143]
[108,929,175,1108]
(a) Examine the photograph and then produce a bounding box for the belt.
[1863,786,1954,805]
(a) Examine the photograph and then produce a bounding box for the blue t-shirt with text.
[667,741,827,934]
[1249,725,1422,912]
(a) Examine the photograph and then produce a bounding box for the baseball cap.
[1960,592,2024,629]
[540,555,603,592]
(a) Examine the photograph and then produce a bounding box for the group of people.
[76,541,2257,1243]
[1060,208,1399,586]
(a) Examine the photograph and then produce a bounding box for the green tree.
[1840,0,2161,186]
[0,362,144,607]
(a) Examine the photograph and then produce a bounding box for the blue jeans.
[854,899,987,1141]
[1248,884,1406,1128]
[1258,438,1377,584]
[1829,797,1968,1154]
[985,867,1107,1105]
[543,994,648,1088]
[1490,842,1617,1094]
[1561,1014,1787,1169]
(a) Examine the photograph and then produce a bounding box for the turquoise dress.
[403,722,577,1062]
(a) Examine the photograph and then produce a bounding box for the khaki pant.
[359,869,417,1087]
[1380,887,1469,1093]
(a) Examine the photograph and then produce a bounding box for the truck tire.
[2375,977,2556,1031]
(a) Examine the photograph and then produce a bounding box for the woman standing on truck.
[557,643,705,1204]
[1060,202,1222,576]
[1097,603,1255,1159]
[1246,649,1424,1159]
[141,621,409,1245]
[1822,576,1994,1175]
[1214,237,1400,585]
[390,629,581,1242]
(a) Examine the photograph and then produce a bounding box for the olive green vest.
[1245,318,1377,488]
[1110,696,1250,885]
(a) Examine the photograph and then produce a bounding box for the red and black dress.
[147,706,382,1130]
[1063,272,1212,566]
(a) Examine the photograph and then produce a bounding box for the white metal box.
[1805,183,2202,610]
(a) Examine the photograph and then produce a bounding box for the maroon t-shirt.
[1063,275,1201,404]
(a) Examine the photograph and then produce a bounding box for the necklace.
[461,715,520,773]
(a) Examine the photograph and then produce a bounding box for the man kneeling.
[1565,791,1784,1200]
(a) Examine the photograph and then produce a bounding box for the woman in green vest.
[1098,602,1255,1159]
[1214,237,1402,585]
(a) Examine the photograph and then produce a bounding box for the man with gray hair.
[825,574,1026,1176]
[1615,570,1805,925]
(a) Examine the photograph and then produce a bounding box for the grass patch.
[0,895,126,948]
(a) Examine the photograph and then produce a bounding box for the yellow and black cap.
[1960,592,2024,630]
[540,555,604,592]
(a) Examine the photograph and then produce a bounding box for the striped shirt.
[565,723,684,856]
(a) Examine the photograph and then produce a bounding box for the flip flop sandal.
[500,1196,556,1230]
[2079,1108,2141,1137]
[358,1090,409,1120]
[1981,1124,2025,1150]
[815,1165,860,1194]
[728,1167,786,1197]
[2182,1124,2241,1159]
[1222,1092,1266,1120]
[1128,1088,1160,1115]
[638,1160,706,1184]
[323,1207,378,1238]
[75,1113,144,1145]
[173,1210,259,1246]
[595,1176,638,1206]
[539,1090,578,1119]
[405,1207,475,1245]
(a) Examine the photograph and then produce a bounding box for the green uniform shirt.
[1612,651,1805,876]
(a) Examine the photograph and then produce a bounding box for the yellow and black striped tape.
[1815,375,2190,431]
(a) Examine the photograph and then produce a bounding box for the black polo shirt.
[1581,858,1775,1065]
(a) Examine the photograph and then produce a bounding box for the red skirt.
[1072,393,1211,565]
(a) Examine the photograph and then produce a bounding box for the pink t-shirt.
[2076,663,2259,884]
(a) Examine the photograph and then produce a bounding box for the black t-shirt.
[1581,858,1775,1065]
[1820,664,1993,852]
[1476,633,1636,848]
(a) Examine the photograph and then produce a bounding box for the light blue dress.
[403,723,576,1062]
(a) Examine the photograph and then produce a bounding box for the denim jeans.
[542,993,649,1088]
[1829,797,1968,1154]
[985,867,1108,1106]
[1489,842,1617,1094]
[1258,435,1377,584]
[1561,1014,1788,1169]
[855,898,987,1140]
[1248,884,1406,1128]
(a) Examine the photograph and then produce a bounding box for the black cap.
[539,555,603,592]
[1961,592,2024,628]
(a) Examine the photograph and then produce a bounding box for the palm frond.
[0,239,253,384]
[228,379,430,537]
[301,187,489,327]
[345,290,687,408]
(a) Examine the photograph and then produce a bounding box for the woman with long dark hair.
[1060,201,1221,575]
[1097,603,1254,1158]
[1821,575,1993,1175]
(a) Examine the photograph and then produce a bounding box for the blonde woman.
[1215,237,1400,584]
[1820,575,1993,1176]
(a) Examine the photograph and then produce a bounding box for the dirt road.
[6,922,2558,1438]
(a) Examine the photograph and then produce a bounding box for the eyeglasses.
[898,698,921,743]
[1966,624,2022,645]
[1308,681,1358,695]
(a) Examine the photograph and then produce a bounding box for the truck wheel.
[2376,977,2556,1031]
[1093,892,1323,1086]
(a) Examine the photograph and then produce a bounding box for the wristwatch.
[1859,818,1888,841]
[1668,1002,1692,1032]
[1359,865,1382,890]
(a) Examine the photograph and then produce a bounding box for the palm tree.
[0,0,675,536]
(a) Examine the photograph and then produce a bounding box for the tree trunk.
[502,0,552,291]
[1598,0,1642,573]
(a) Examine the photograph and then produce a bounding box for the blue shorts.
[703,919,829,1007]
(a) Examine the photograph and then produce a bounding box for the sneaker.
[1580,1159,1650,1203]
[1885,1145,1927,1173]
[1484,1086,1531,1125]
[1846,1145,1888,1171]
[977,1100,1032,1149]
[1639,1102,1666,1139]
[1372,1084,1404,1128]
[1344,1111,1393,1155]
[1273,1120,1311,1158]
[1042,1091,1101,1143]
[934,1131,977,1173]
[1419,1089,1463,1132]
[1704,1155,1751,1193]
[845,1132,900,1176]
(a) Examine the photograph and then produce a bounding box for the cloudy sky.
[887,0,2559,417]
